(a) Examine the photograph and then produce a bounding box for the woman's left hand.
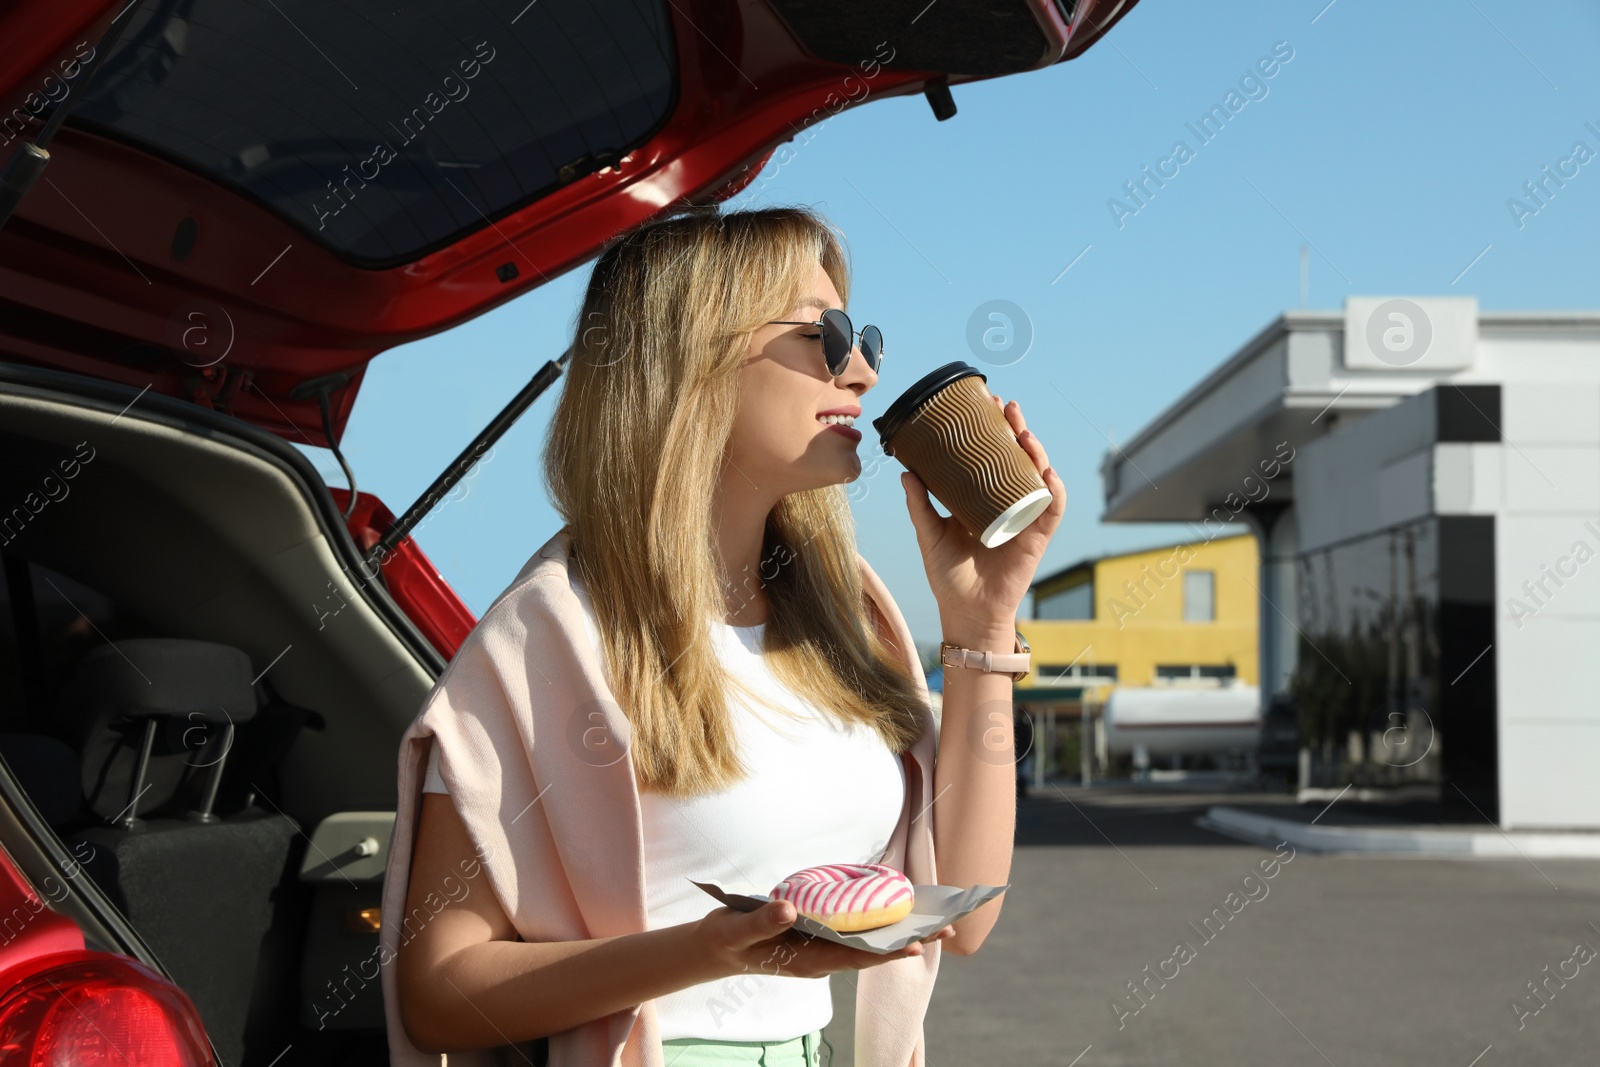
[900,394,1066,635]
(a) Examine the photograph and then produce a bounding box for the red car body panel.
[0,851,90,1051]
[331,487,478,659]
[0,846,85,975]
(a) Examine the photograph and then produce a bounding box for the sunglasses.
[768,308,884,376]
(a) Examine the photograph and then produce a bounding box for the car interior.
[0,361,447,1067]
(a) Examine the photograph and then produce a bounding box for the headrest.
[62,639,260,728]
[60,639,261,821]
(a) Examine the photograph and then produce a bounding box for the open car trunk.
[0,0,1142,445]
[0,359,447,1066]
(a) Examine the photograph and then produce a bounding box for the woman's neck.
[712,477,777,627]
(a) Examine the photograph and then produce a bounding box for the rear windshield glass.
[70,0,677,267]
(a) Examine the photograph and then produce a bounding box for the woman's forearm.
[404,921,728,1053]
[931,617,1019,957]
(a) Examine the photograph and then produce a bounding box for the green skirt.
[661,1027,833,1066]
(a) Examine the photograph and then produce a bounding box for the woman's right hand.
[694,899,953,980]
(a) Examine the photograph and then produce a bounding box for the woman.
[383,206,1065,1066]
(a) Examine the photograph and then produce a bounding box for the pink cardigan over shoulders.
[379,528,942,1067]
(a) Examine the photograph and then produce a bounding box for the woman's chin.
[804,463,861,490]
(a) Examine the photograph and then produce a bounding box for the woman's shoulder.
[419,543,592,719]
[448,536,590,659]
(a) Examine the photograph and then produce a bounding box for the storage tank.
[1103,685,1261,760]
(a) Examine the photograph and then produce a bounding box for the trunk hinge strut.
[363,345,574,573]
[0,0,147,231]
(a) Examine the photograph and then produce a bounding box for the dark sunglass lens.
[822,309,852,374]
[860,325,883,371]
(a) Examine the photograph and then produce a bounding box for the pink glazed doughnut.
[770,863,915,932]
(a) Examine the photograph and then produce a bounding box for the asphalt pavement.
[825,781,1600,1067]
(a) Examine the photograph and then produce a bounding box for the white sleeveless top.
[422,570,908,1043]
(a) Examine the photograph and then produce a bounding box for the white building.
[1099,298,1600,830]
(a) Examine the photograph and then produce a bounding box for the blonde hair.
[542,206,928,797]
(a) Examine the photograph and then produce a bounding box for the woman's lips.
[822,422,862,442]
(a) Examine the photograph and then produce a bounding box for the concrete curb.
[1198,805,1600,858]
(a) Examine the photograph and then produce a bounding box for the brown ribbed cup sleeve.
[885,375,1046,542]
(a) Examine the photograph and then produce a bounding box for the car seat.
[60,638,301,1067]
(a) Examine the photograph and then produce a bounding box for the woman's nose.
[843,342,877,391]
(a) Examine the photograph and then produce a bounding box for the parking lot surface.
[826,782,1600,1067]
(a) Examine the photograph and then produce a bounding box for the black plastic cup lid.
[871,361,988,449]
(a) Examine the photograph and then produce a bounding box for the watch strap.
[940,641,1031,680]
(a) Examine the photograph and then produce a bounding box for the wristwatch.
[940,630,1031,683]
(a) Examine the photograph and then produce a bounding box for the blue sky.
[300,0,1600,648]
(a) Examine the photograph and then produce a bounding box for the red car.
[0,1,1138,1063]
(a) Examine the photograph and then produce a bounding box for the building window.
[1183,570,1215,622]
[1155,664,1236,685]
[1036,581,1093,620]
[1039,663,1119,685]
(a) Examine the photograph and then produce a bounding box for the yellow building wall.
[1019,534,1258,690]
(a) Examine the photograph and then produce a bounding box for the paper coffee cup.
[872,361,1052,548]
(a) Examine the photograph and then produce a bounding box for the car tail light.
[0,951,214,1066]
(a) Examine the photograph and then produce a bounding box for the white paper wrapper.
[690,879,1010,954]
